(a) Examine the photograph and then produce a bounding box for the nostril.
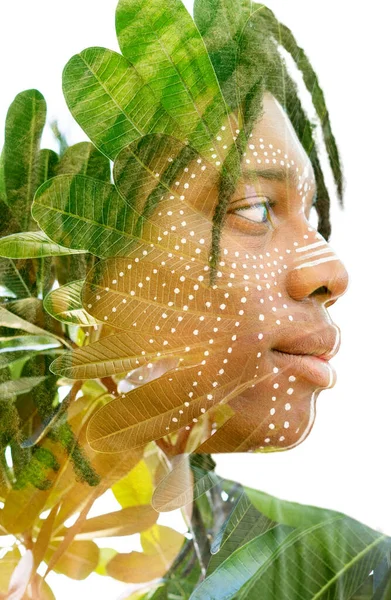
[311,286,331,297]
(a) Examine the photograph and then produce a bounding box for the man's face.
[193,93,349,452]
[83,93,349,454]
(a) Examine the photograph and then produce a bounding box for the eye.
[226,195,273,231]
[233,202,269,223]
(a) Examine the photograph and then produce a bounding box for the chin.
[196,384,323,454]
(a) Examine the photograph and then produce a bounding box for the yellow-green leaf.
[95,548,117,576]
[0,231,85,259]
[112,460,153,508]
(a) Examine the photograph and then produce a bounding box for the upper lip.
[271,323,340,360]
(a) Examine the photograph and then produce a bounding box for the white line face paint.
[293,256,340,271]
[295,241,326,253]
[294,247,334,263]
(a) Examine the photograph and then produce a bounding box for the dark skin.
[141,92,348,454]
[193,92,348,452]
[85,93,348,456]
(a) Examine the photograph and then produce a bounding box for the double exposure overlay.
[1,1,388,598]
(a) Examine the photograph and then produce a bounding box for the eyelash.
[227,197,273,228]
[233,202,269,223]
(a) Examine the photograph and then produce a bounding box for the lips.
[271,323,340,388]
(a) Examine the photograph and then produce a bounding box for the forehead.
[242,92,315,184]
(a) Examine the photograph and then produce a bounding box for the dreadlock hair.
[194,0,343,282]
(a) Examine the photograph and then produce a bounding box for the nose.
[285,235,349,304]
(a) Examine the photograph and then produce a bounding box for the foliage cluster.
[0,0,390,598]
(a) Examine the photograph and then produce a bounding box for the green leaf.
[190,516,391,600]
[55,141,110,182]
[193,0,253,111]
[0,335,61,369]
[245,486,344,529]
[44,280,99,326]
[0,306,55,337]
[35,149,59,187]
[0,231,85,259]
[3,90,47,230]
[62,47,176,160]
[112,460,154,508]
[208,491,276,574]
[32,175,140,258]
[115,0,233,156]
[0,376,47,399]
[0,149,5,203]
[0,198,20,237]
[0,258,32,299]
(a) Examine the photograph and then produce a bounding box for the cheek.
[223,374,317,452]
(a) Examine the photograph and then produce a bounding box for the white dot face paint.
[83,93,348,455]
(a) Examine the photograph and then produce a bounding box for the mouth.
[270,324,340,388]
[271,349,335,388]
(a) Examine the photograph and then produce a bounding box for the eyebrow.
[243,166,301,187]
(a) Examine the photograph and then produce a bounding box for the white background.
[0,1,390,598]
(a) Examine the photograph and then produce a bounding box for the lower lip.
[272,351,335,388]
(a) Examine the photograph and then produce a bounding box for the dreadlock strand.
[257,6,344,203]
[266,55,332,240]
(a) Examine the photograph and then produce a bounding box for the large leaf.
[106,524,185,583]
[86,344,253,452]
[50,329,224,380]
[190,516,391,600]
[44,280,100,327]
[3,90,46,230]
[63,47,176,161]
[115,0,236,157]
[208,491,276,573]
[0,231,85,259]
[55,141,110,182]
[57,504,158,540]
[194,0,253,110]
[32,175,141,258]
[245,486,344,529]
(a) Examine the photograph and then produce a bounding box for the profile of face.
[82,92,349,455]
[194,93,349,452]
